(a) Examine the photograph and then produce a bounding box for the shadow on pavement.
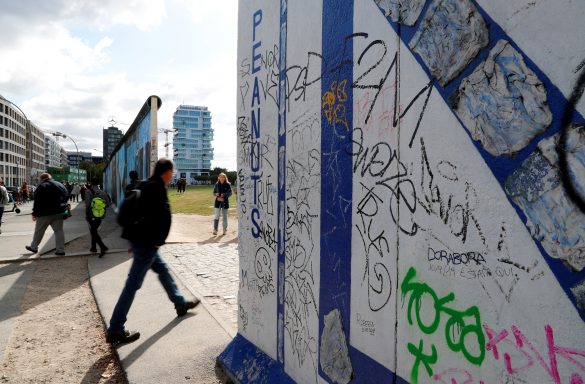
[79,355,127,384]
[0,206,130,324]
[121,313,197,369]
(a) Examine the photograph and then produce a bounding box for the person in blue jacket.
[213,172,232,235]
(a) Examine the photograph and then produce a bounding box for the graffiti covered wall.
[104,95,160,205]
[220,1,585,383]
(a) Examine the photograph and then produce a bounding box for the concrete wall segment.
[219,0,585,382]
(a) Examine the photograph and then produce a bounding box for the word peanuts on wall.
[218,1,585,383]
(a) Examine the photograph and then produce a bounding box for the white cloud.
[2,0,238,170]
[0,23,112,97]
[1,0,167,32]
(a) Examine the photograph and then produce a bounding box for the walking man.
[0,178,9,235]
[86,178,110,257]
[25,173,69,256]
[71,183,81,202]
[106,158,199,344]
[124,170,139,197]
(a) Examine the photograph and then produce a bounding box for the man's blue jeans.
[108,243,187,334]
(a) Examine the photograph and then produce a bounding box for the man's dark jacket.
[33,179,68,217]
[122,176,171,247]
[124,178,139,197]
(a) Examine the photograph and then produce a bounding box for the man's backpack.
[90,195,107,218]
[117,181,147,228]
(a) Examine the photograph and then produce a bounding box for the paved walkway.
[0,201,240,383]
[162,243,239,335]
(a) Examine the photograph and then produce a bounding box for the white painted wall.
[237,0,281,360]
[236,0,585,383]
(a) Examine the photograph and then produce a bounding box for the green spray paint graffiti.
[401,267,485,383]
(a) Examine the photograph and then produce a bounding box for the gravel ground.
[0,224,127,384]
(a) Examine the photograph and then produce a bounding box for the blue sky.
[0,0,238,170]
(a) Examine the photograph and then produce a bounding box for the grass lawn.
[168,185,238,216]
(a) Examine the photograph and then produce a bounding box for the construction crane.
[158,128,177,158]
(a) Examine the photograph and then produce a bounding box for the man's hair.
[129,170,138,180]
[153,158,174,177]
[39,173,52,181]
[91,178,99,186]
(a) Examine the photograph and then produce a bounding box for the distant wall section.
[103,95,160,205]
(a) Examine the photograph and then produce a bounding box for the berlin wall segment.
[219,0,585,383]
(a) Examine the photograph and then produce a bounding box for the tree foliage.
[79,161,105,184]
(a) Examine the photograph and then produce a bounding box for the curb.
[0,249,128,264]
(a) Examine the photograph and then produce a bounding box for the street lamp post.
[52,132,80,183]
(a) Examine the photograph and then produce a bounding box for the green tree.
[80,161,105,185]
[210,167,227,177]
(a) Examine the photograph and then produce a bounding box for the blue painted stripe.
[319,0,355,381]
[217,334,296,384]
[374,0,585,320]
[277,0,288,365]
[350,346,409,384]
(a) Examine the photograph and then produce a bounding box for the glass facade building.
[172,105,214,183]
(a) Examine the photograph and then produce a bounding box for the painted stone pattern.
[374,0,427,26]
[409,0,489,86]
[454,40,553,157]
[506,124,585,272]
[319,309,352,384]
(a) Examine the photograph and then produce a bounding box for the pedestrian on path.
[25,173,69,256]
[65,181,73,202]
[80,183,87,201]
[0,178,9,235]
[71,183,81,202]
[20,182,29,203]
[213,172,232,235]
[124,170,139,197]
[106,158,199,345]
[86,178,110,257]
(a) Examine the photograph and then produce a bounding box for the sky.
[0,0,238,170]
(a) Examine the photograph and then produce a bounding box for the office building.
[67,151,92,168]
[45,135,64,168]
[172,105,214,183]
[26,122,45,184]
[103,126,124,161]
[0,96,27,187]
[60,147,69,167]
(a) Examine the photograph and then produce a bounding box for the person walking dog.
[106,158,199,344]
[25,173,69,256]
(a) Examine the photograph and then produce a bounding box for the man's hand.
[32,216,37,222]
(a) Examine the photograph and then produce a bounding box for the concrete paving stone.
[161,242,238,335]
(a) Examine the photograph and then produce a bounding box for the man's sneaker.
[25,246,38,254]
[223,229,227,235]
[175,299,201,317]
[106,330,140,345]
[99,247,109,258]
[55,251,65,256]
[89,248,98,253]
[213,229,218,235]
